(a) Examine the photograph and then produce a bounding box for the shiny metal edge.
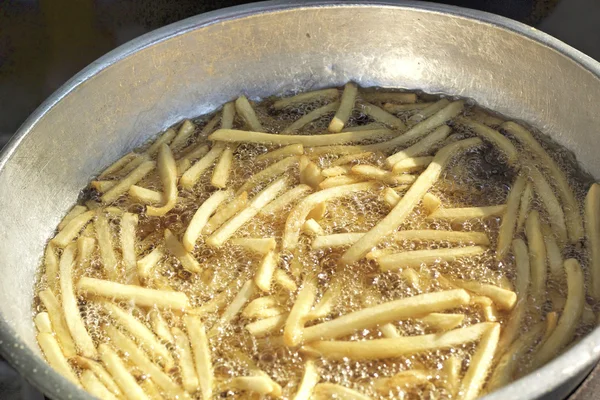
[0,1,598,399]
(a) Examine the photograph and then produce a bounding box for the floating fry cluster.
[35,84,598,400]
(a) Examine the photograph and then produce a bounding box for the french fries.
[180,143,225,190]
[44,244,59,292]
[34,312,53,334]
[129,185,163,204]
[351,165,416,185]
[246,313,289,337]
[585,183,600,299]
[496,174,527,259]
[284,279,317,346]
[313,383,372,400]
[392,156,434,173]
[73,356,122,397]
[120,212,139,283]
[184,315,214,400]
[164,229,202,273]
[80,370,119,400]
[170,119,196,151]
[171,327,199,393]
[147,128,176,156]
[329,82,358,132]
[426,205,506,222]
[256,144,304,162]
[136,246,164,281]
[358,101,406,130]
[235,95,264,132]
[237,155,299,195]
[149,309,174,344]
[99,152,138,179]
[528,164,568,245]
[230,237,277,255]
[273,88,339,110]
[51,210,95,248]
[98,344,147,399]
[37,332,80,386]
[210,280,256,335]
[211,145,236,188]
[419,313,465,331]
[38,289,77,357]
[101,160,156,203]
[375,246,487,272]
[182,190,232,251]
[293,360,320,400]
[526,210,547,303]
[146,144,177,216]
[458,118,518,165]
[386,124,451,166]
[203,191,249,235]
[284,101,340,133]
[95,209,119,280]
[458,324,501,400]
[408,99,450,124]
[361,90,417,104]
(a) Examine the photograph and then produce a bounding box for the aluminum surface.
[0,1,599,399]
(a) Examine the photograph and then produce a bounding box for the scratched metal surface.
[0,2,599,399]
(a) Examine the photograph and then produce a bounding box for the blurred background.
[0,0,599,150]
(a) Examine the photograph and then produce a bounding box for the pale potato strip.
[38,289,77,357]
[470,109,504,127]
[51,210,95,248]
[183,315,214,400]
[427,205,507,222]
[147,128,176,156]
[180,143,225,189]
[117,153,151,177]
[77,277,190,309]
[542,311,559,344]
[408,98,450,124]
[273,88,339,110]
[313,383,372,400]
[283,182,378,251]
[210,279,256,335]
[361,91,417,104]
[351,165,416,185]
[342,123,386,132]
[207,177,287,247]
[221,102,235,129]
[419,313,465,331]
[230,237,277,255]
[255,250,279,292]
[392,156,433,173]
[34,312,53,333]
[458,118,518,165]
[303,218,325,236]
[585,183,600,299]
[129,185,163,204]
[284,101,340,133]
[301,289,471,344]
[376,246,487,272]
[120,212,139,283]
[274,269,298,291]
[105,326,188,398]
[322,165,352,177]
[526,210,547,303]
[171,327,199,393]
[373,370,431,392]
[382,187,401,207]
[183,189,232,251]
[532,258,584,368]
[422,192,442,214]
[503,121,584,242]
[448,278,517,311]
[101,160,156,203]
[358,101,406,130]
[293,360,319,400]
[306,144,371,156]
[380,323,401,338]
[306,284,341,320]
[229,349,283,396]
[170,119,196,151]
[340,137,481,265]
[211,145,236,188]
[246,313,289,337]
[259,184,312,216]
[81,370,119,400]
[457,323,501,400]
[227,376,275,395]
[383,102,433,113]
[303,322,492,360]
[319,175,367,189]
[443,356,462,396]
[300,159,324,189]
[59,243,97,358]
[73,356,122,396]
[37,333,80,386]
[140,379,165,400]
[329,82,358,132]
[99,152,137,179]
[137,246,164,281]
[331,152,374,166]
[100,302,174,370]
[496,174,527,260]
[401,268,422,289]
[147,144,178,216]
[176,143,210,173]
[528,165,569,245]
[541,222,563,278]
[386,124,451,166]
[58,205,89,230]
[186,277,242,316]
[99,344,148,400]
[513,239,531,299]
[237,155,299,195]
[164,228,202,273]
[149,309,174,344]
[235,95,263,131]
[256,144,304,162]
[95,209,119,280]
[44,244,59,292]
[203,191,249,235]
[284,279,317,346]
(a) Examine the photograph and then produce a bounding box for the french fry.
[427,205,506,222]
[98,343,147,400]
[303,322,492,360]
[272,88,339,110]
[408,99,450,124]
[185,277,243,316]
[448,278,517,311]
[149,309,174,344]
[137,246,164,281]
[380,323,401,338]
[376,246,487,272]
[259,184,312,216]
[255,250,279,292]
[230,237,277,255]
[74,357,122,397]
[293,360,319,400]
[170,119,196,151]
[373,369,431,392]
[182,189,232,251]
[101,160,156,203]
[38,289,77,357]
[220,101,235,130]
[237,156,298,195]
[100,302,174,370]
[284,101,340,133]
[301,289,470,344]
[180,143,225,190]
[140,379,165,400]
[210,280,256,335]
[256,144,304,163]
[319,175,368,189]
[283,181,378,251]
[300,160,325,189]
[51,210,95,248]
[120,212,139,283]
[342,122,386,132]
[34,312,53,334]
[585,183,600,299]
[313,383,371,400]
[528,164,568,245]
[212,145,236,188]
[59,243,97,359]
[183,315,214,400]
[532,259,584,368]
[383,102,433,113]
[361,90,417,104]
[470,109,504,127]
[77,277,190,309]
[227,376,277,395]
[392,156,434,173]
[541,222,563,278]
[234,95,264,131]
[306,283,341,321]
[129,185,163,204]
[322,165,352,178]
[246,313,289,337]
[274,269,298,292]
[503,121,584,242]
[99,152,138,179]
[401,268,422,289]
[147,144,177,216]
[284,279,317,346]
[105,325,188,399]
[496,174,527,260]
[340,137,481,265]
[117,153,151,177]
[37,332,80,386]
[331,152,374,167]
[419,313,465,331]
[58,205,89,231]
[44,244,59,292]
[303,218,325,236]
[422,192,442,214]
[458,118,518,165]
[351,165,416,186]
[176,143,209,174]
[243,296,283,318]
[147,128,176,156]
[306,144,371,156]
[207,177,288,247]
[382,187,401,207]
[95,209,119,280]
[516,181,533,232]
[164,229,202,273]
[542,311,559,344]
[203,191,249,235]
[358,101,406,130]
[329,82,358,132]
[171,327,199,392]
[442,356,462,396]
[228,349,283,396]
[526,210,547,303]
[457,323,501,400]
[386,124,451,166]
